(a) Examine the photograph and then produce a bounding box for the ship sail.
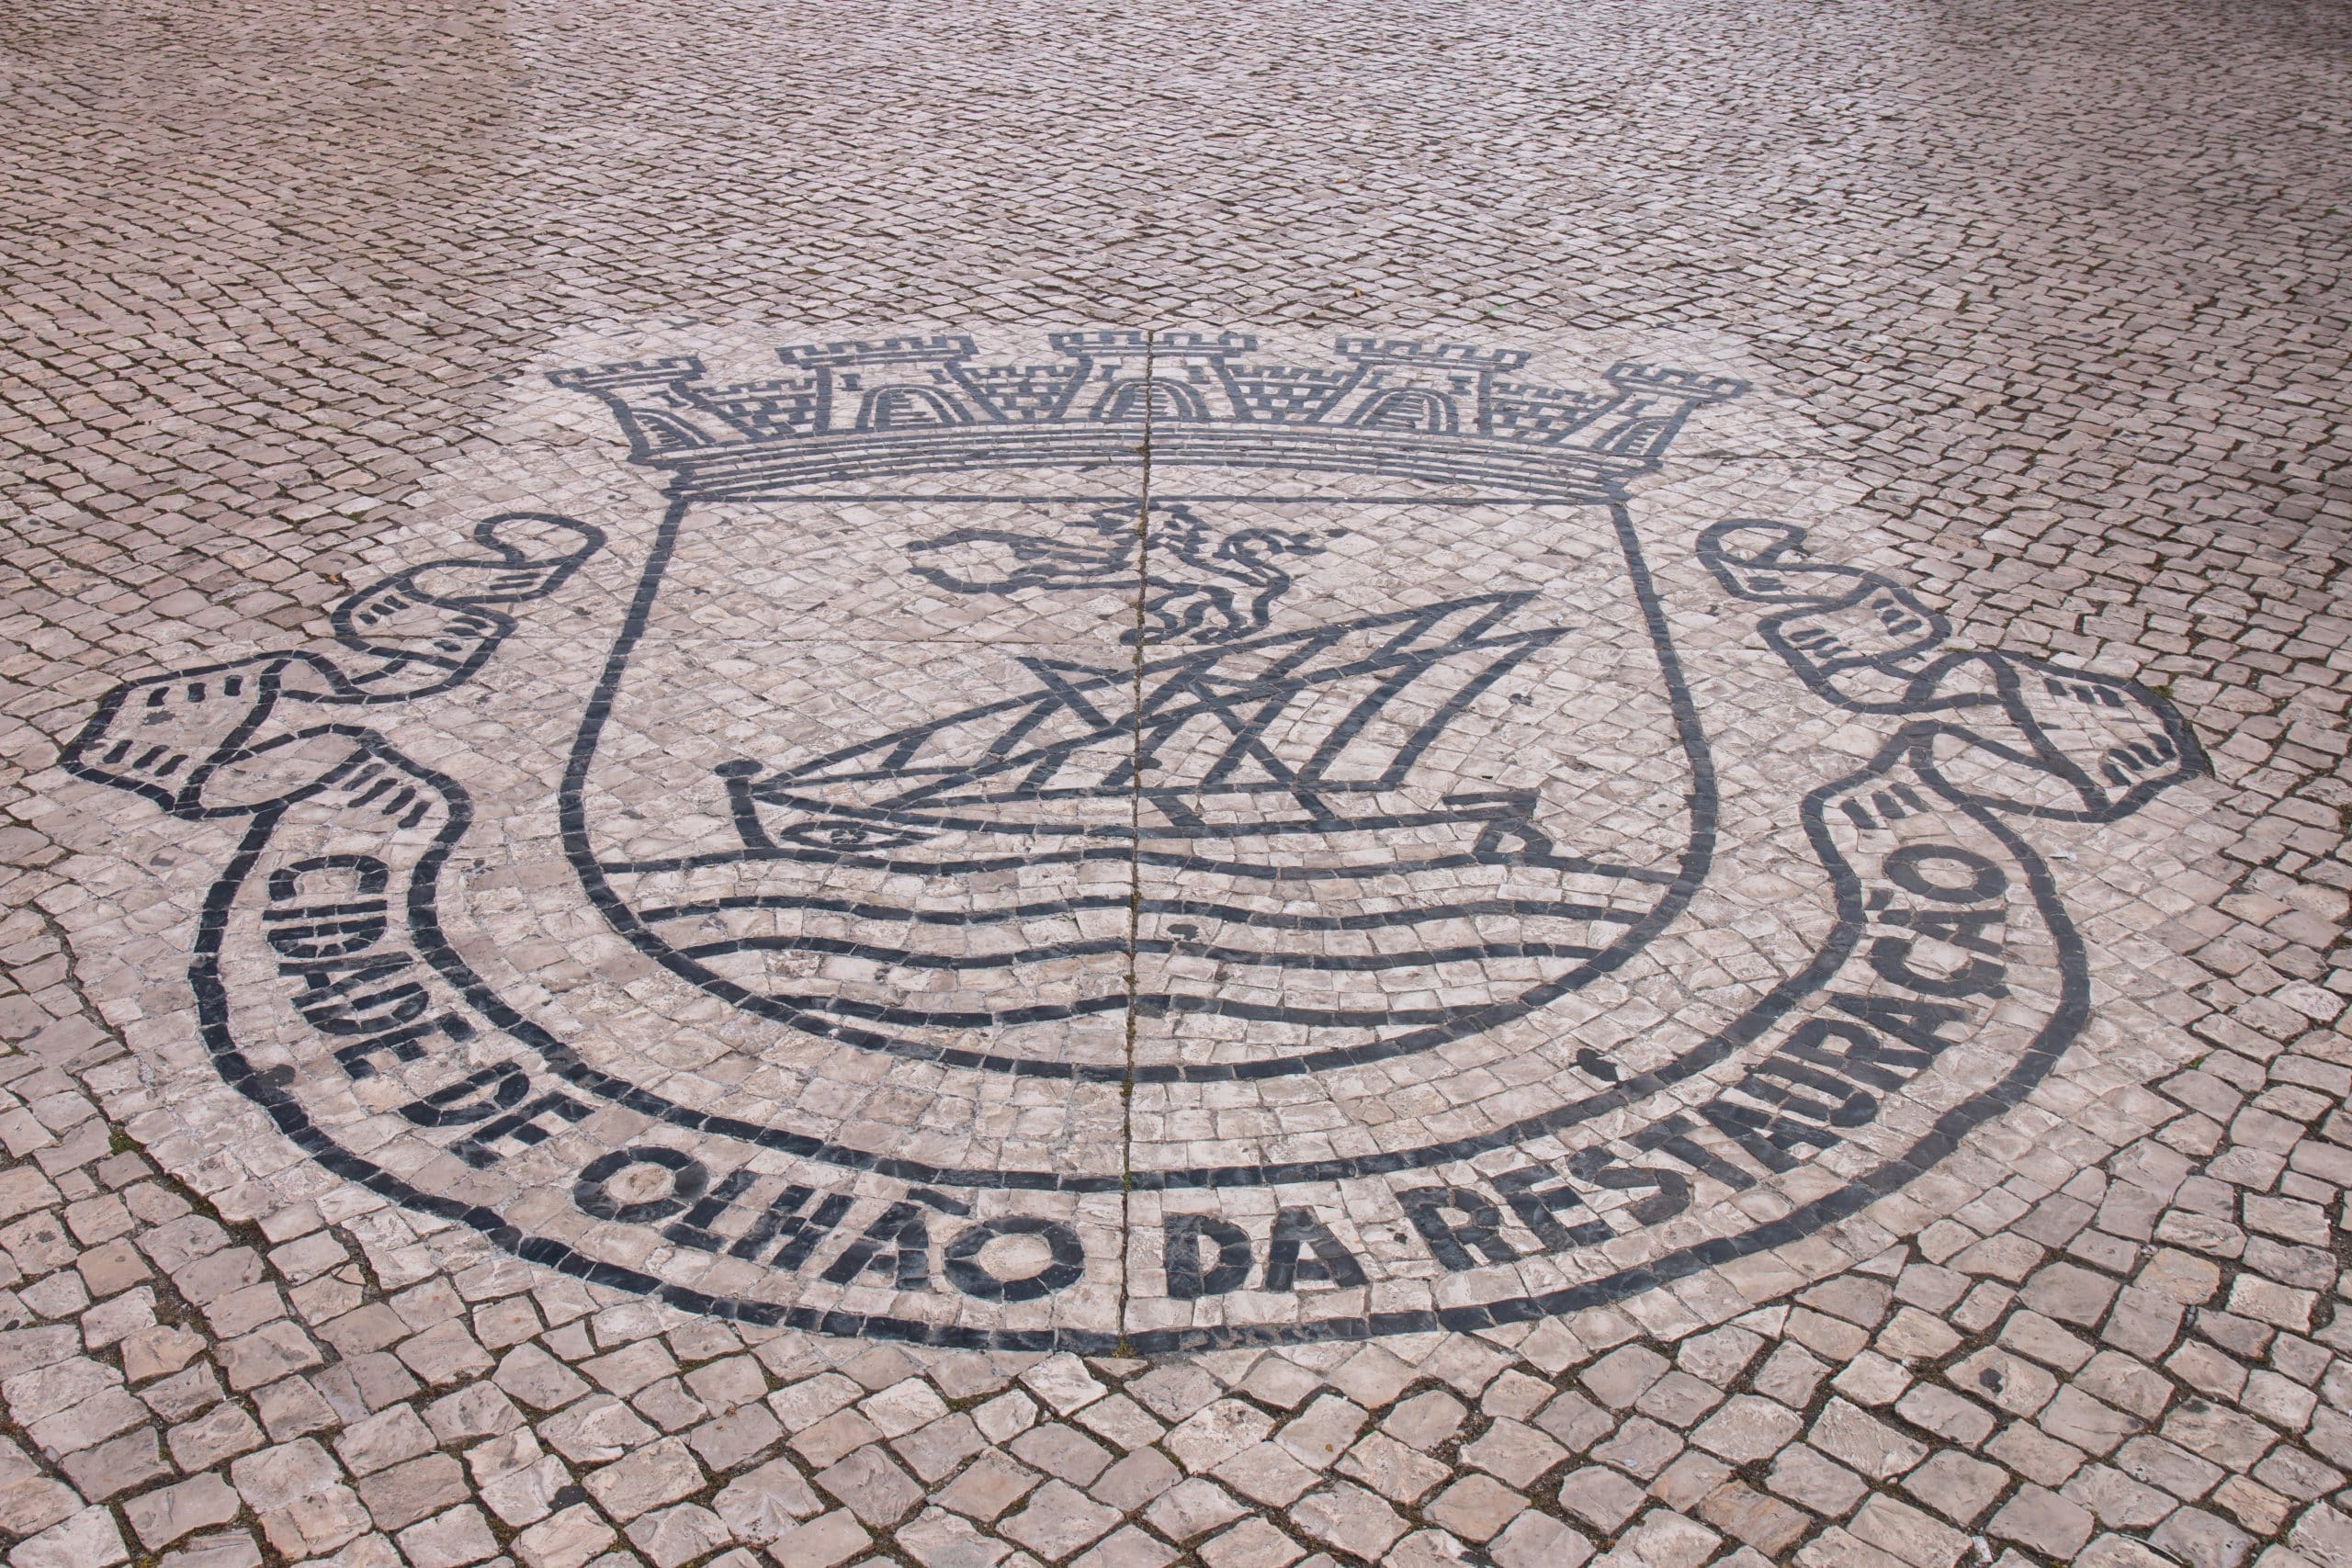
[733,593,1569,859]
[590,589,1693,1061]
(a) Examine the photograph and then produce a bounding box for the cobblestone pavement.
[3,1,2349,1566]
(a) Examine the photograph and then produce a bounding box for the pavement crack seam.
[1114,326,1161,1352]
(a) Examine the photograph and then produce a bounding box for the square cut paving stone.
[1693,1395,1804,1462]
[1001,1480,1123,1559]
[1636,1371,1728,1427]
[691,1403,785,1471]
[1793,1527,1908,1568]
[1695,1483,1809,1557]
[1591,1416,1684,1479]
[2256,1448,2346,1502]
[2165,1399,2279,1468]
[1489,1512,1594,1568]
[1810,1399,1928,1481]
[941,1452,1046,1524]
[402,1505,505,1568]
[1556,1465,1648,1532]
[796,1409,888,1471]
[1422,1473,1523,1542]
[1076,1526,1178,1568]
[1988,1484,2098,1559]
[1947,1349,2060,1418]
[1012,1423,1117,1485]
[1849,1495,1969,1568]
[1903,1449,2011,1526]
[1460,1419,1566,1487]
[1753,1345,1833,1407]
[1877,1309,1962,1362]
[1608,1508,1721,1568]
[1196,1517,1301,1568]
[1385,1392,1470,1449]
[1481,1372,1554,1422]
[814,1444,924,1527]
[1144,1477,1250,1543]
[1532,1393,1614,1454]
[158,1535,266,1568]
[1023,1357,1109,1416]
[2022,1265,2125,1327]
[62,1427,168,1500]
[2037,1387,2141,1457]
[1091,1448,1182,1512]
[976,1392,1042,1446]
[860,1378,947,1438]
[1078,1393,1168,1452]
[1768,1446,1870,1517]
[1166,1402,1277,1473]
[585,1436,704,1519]
[1651,1451,1732,1512]
[1289,1483,1408,1561]
[1677,1327,1764,1383]
[124,1473,242,1551]
[1239,1360,1326,1412]
[338,1405,437,1475]
[1830,1352,1912,1408]
[1129,1369,1220,1424]
[2079,1354,2164,1419]
[2064,1464,2176,1530]
[1215,1442,1321,1506]
[1274,1394,1366,1468]
[712,1456,824,1538]
[762,1509,868,1568]
[1337,1430,1451,1505]
[1800,1280,1893,1329]
[1580,1348,1669,1410]
[1990,1421,2090,1488]
[1894,1383,1996,1447]
[358,1452,472,1532]
[1785,1311,1871,1361]
[9,1507,130,1568]
[1997,1311,2095,1373]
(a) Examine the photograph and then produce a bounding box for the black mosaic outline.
[560,496,1716,1084]
[546,333,1751,503]
[59,513,604,817]
[180,725,2087,1351]
[62,340,2210,1348]
[399,723,2055,1201]
[908,499,1324,648]
[130,529,2170,1348]
[1698,518,2206,819]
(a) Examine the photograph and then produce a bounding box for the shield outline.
[557,484,1719,1084]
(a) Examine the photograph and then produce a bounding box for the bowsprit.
[58,330,2201,1349]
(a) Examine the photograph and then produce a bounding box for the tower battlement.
[1607,363,1752,400]
[775,335,978,367]
[549,333,1747,500]
[1335,337,1532,371]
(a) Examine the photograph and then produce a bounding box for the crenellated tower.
[774,336,999,432]
[1323,339,1532,434]
[551,333,1749,501]
[1556,364,1753,462]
